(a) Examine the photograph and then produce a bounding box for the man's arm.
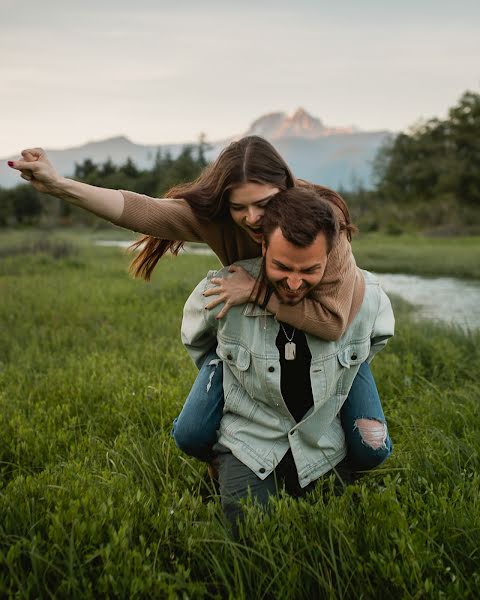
[367,288,395,363]
[181,272,221,368]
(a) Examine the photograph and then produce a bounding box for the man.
[181,188,394,529]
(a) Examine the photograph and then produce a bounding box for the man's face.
[262,228,329,305]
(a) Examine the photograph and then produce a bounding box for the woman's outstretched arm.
[8,148,211,245]
[8,148,125,222]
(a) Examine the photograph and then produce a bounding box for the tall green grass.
[352,233,480,279]
[0,232,479,598]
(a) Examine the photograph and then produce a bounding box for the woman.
[8,136,392,473]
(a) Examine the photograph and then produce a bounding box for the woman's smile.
[229,181,280,242]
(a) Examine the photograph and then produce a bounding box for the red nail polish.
[7,161,14,167]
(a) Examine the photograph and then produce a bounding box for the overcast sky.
[1,0,479,157]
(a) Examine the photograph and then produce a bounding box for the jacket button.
[227,353,233,360]
[259,467,266,473]
[268,366,275,372]
[351,353,357,360]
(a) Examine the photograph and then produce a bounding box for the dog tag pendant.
[285,342,296,361]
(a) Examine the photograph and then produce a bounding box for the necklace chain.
[280,323,296,342]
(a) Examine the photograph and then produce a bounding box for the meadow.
[352,233,480,280]
[0,230,479,598]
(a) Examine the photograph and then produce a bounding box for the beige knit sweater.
[114,191,365,341]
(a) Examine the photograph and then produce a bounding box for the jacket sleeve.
[113,191,205,242]
[265,232,366,341]
[181,273,220,368]
[367,287,395,363]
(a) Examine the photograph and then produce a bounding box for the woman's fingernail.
[7,161,14,167]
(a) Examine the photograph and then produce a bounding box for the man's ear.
[262,240,267,257]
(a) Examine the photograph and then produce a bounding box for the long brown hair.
[129,135,356,280]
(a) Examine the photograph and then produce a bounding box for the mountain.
[0,136,187,190]
[0,109,392,190]
[246,108,357,139]
[236,108,390,189]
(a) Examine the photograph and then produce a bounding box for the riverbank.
[352,233,480,280]
[1,243,479,597]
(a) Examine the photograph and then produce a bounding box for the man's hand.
[203,265,259,319]
[8,148,62,194]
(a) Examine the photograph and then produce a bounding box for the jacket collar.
[242,303,274,318]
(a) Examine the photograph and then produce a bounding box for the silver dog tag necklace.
[280,323,296,361]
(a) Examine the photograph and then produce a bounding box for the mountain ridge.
[0,109,392,190]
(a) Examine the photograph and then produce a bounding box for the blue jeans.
[172,349,392,470]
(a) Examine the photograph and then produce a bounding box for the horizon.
[1,106,392,158]
[2,0,479,157]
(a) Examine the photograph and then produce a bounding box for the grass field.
[352,233,480,280]
[3,228,479,279]
[1,231,479,598]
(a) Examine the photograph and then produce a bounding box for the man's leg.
[280,451,355,498]
[215,444,279,536]
[340,362,393,471]
[172,349,224,462]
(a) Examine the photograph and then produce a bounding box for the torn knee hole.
[206,359,221,392]
[354,418,388,450]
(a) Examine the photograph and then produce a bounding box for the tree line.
[344,90,480,234]
[1,91,479,233]
[0,144,208,227]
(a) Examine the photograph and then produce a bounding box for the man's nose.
[245,207,262,225]
[286,275,303,291]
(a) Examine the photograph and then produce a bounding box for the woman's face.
[229,182,279,244]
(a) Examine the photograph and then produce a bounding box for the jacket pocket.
[336,340,370,369]
[217,341,251,371]
[335,340,371,396]
[216,340,254,398]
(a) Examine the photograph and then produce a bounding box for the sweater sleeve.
[265,232,366,341]
[114,189,365,340]
[112,190,205,242]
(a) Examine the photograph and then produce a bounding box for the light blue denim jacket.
[181,259,394,488]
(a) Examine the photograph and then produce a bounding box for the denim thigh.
[171,349,225,462]
[340,361,393,470]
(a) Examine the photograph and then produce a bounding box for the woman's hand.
[204,265,261,319]
[8,148,62,194]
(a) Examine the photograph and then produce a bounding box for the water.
[373,273,480,331]
[94,241,480,330]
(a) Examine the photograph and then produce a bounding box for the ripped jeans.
[172,349,392,471]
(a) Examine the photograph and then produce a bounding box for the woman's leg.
[171,349,224,462]
[340,362,393,471]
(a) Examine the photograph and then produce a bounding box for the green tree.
[12,185,43,224]
[372,90,480,228]
[74,159,98,179]
[120,157,139,178]
[448,91,480,206]
[99,158,117,177]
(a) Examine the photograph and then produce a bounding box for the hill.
[0,109,391,191]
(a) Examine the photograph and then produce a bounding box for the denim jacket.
[181,259,394,488]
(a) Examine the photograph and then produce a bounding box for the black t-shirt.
[275,322,314,422]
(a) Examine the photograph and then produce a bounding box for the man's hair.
[262,187,339,253]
